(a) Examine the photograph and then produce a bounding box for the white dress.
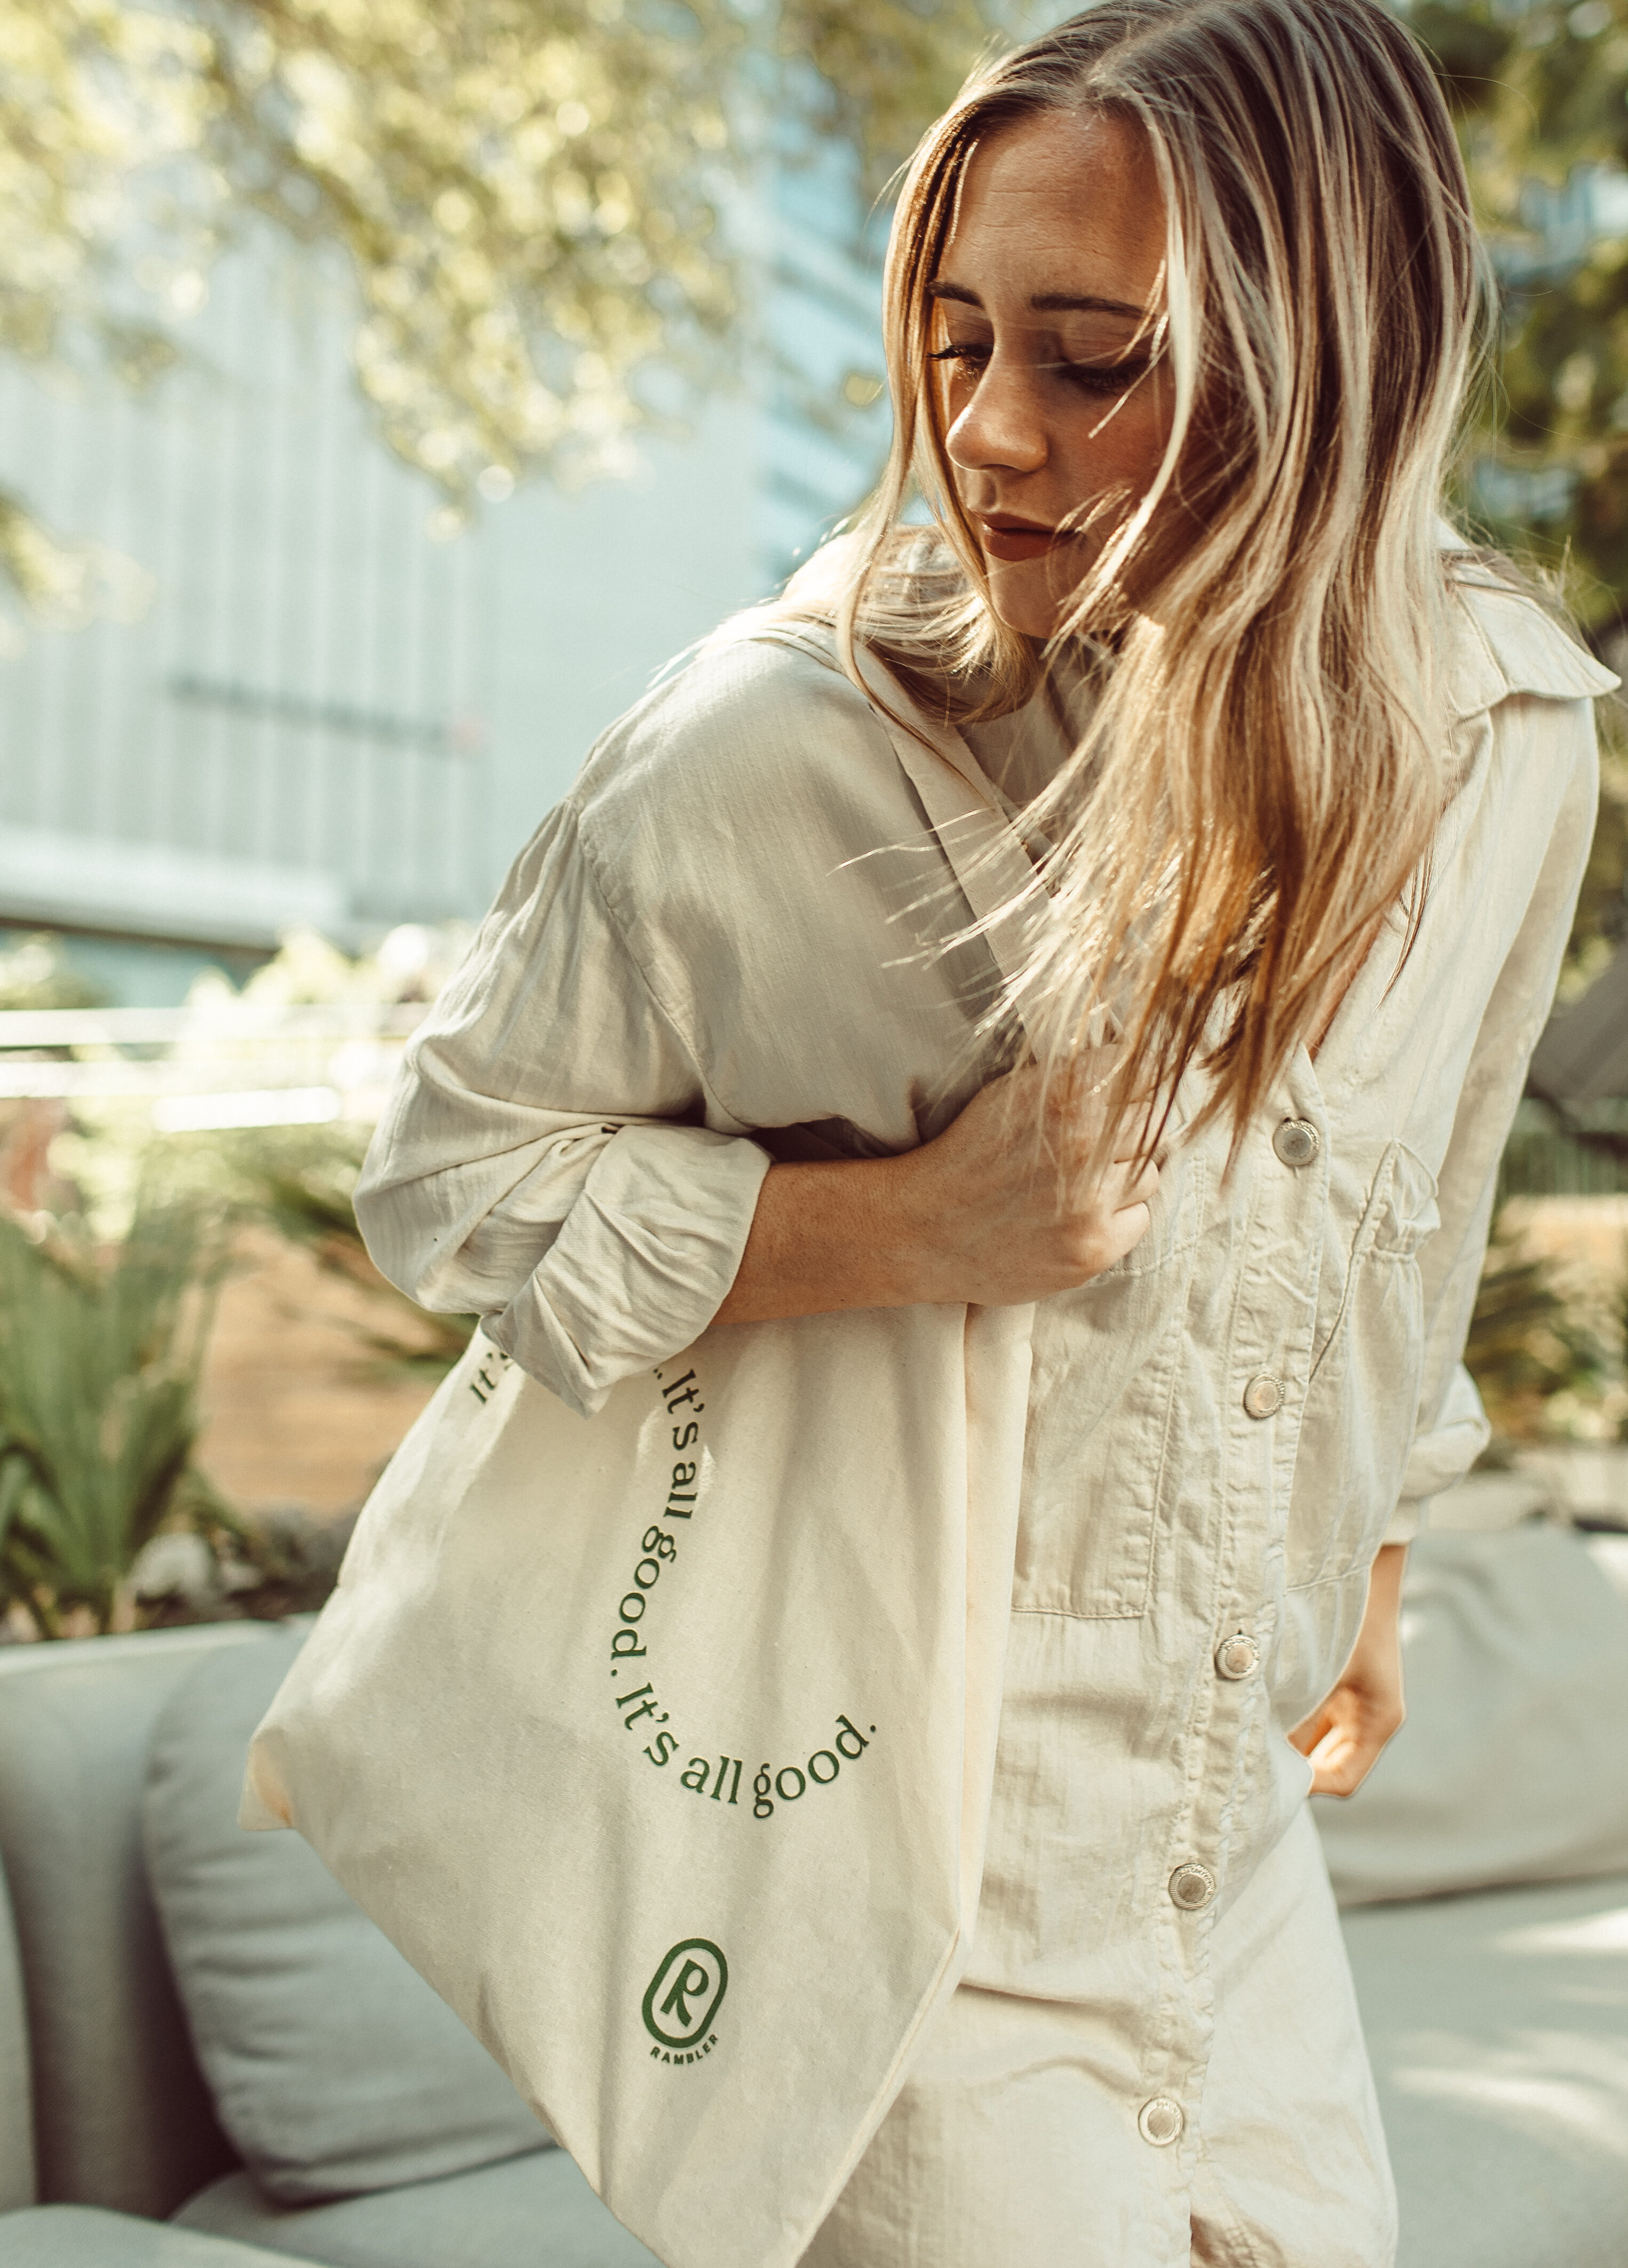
[356,568,1614,2267]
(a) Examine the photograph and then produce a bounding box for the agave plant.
[1464,1223,1613,1442]
[217,1124,474,1377]
[0,1190,229,1637]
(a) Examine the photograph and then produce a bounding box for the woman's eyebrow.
[926,279,1147,319]
[1031,291,1147,318]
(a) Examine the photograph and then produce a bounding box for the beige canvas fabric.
[244,1299,1034,2268]
[283,569,1610,2267]
[244,669,1060,2268]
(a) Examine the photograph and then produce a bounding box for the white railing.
[0,1002,430,1126]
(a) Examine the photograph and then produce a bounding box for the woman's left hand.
[1289,1542,1408,1798]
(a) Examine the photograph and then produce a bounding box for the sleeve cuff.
[1380,1500,1424,1547]
[1399,1362,1490,1503]
[485,1124,772,1416]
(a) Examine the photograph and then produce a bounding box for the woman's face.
[930,108,1174,639]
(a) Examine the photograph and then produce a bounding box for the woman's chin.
[984,562,1070,644]
[981,556,1084,641]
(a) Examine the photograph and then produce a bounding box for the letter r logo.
[642,1939,728,2049]
[661,1959,712,2027]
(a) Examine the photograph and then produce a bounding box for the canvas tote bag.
[243,644,1048,2268]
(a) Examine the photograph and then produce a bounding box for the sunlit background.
[0,0,1625,1593]
[0,9,1626,2266]
[0,0,1624,1584]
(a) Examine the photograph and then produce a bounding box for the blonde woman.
[358,1,1615,2259]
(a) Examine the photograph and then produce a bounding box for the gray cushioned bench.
[1,1609,1624,2267]
[0,1623,654,2267]
[2,2204,299,2267]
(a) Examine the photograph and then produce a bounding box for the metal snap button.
[1242,1373,1283,1420]
[1215,1632,1260,1680]
[1272,1118,1320,1168]
[1138,2096,1185,2147]
[1168,1862,1217,1912]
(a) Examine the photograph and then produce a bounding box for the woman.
[357,2,1615,2260]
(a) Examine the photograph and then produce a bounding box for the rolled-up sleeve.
[355,799,771,1417]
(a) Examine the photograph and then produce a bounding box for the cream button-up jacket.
[357,570,1613,2261]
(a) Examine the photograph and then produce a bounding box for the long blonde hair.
[815,0,1493,1153]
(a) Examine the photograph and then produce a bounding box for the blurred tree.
[0,0,996,617]
[1464,1215,1611,1439]
[0,932,107,1012]
[1412,0,1628,631]
[788,0,994,197]
[207,1121,478,1377]
[1407,1,1628,996]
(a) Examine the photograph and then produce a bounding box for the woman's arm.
[1290,1542,1407,1797]
[716,1063,1160,1323]
[355,802,775,1417]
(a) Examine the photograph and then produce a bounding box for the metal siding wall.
[0,178,862,946]
[761,137,890,588]
[0,236,495,940]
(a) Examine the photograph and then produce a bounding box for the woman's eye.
[927,342,990,373]
[925,344,1153,398]
[1059,358,1151,398]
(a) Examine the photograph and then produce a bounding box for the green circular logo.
[642,1939,728,2049]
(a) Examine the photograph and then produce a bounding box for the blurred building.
[0,137,888,998]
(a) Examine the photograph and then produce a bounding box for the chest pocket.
[1013,1154,1210,1620]
[1289,1139,1439,1590]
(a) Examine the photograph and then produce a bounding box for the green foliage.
[1398,4,1628,1004]
[1464,1216,1612,1438]
[0,0,1002,604]
[785,0,995,196]
[1413,0,1628,624]
[219,1123,476,1376]
[0,932,108,1012]
[1408,0,1517,107]
[133,1501,360,1627]
[0,1187,230,1636]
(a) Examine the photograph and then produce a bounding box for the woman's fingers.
[1305,1726,1375,1800]
[899,1058,1169,1302]
[1084,1150,1159,1218]
[1303,1719,1363,1799]
[1116,1153,1161,1211]
[1097,1198,1152,1270]
[1290,1680,1405,1798]
[1293,1543,1408,1798]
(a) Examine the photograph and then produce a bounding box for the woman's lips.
[976,516,1058,563]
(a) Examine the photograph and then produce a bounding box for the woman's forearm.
[1290,1541,1408,1797]
[712,1156,938,1325]
[711,1065,1162,1326]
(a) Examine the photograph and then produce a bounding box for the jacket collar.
[1443,562,1619,719]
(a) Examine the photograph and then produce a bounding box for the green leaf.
[0,1184,228,1632]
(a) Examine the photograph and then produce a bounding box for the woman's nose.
[945,355,1049,477]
